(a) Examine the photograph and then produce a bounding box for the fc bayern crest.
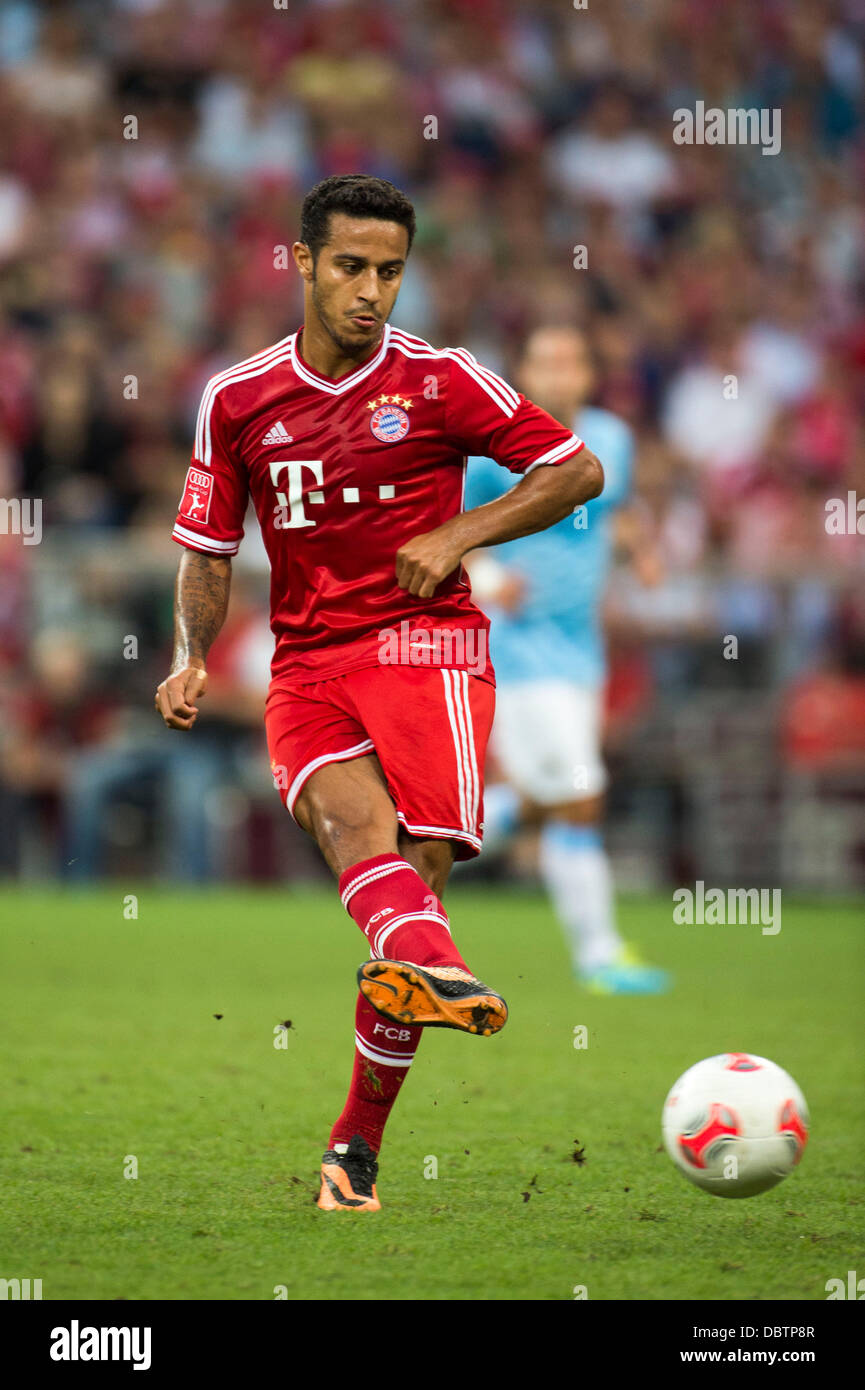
[369,403,410,443]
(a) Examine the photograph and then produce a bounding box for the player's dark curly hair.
[300,175,417,262]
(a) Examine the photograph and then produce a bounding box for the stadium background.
[1,0,863,893]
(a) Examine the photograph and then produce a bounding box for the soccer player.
[155,176,604,1211]
[464,326,670,994]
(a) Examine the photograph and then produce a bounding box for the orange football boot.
[358,961,508,1036]
[316,1133,381,1211]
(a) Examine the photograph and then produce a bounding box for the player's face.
[301,214,409,358]
[517,331,595,422]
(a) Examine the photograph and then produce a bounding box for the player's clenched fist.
[154,666,208,730]
[395,526,465,598]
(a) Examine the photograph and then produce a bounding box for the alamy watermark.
[673,881,781,935]
[50,1322,151,1370]
[378,620,487,674]
[824,491,864,534]
[826,1270,864,1299]
[0,497,42,544]
[673,102,781,157]
[1,1277,42,1299]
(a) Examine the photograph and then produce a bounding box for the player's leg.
[296,754,505,1032]
[291,757,455,895]
[519,683,670,993]
[336,665,507,1034]
[538,785,621,977]
[293,757,448,1212]
[313,824,457,1210]
[266,690,440,1207]
[267,676,468,975]
[292,751,399,875]
[266,674,505,1210]
[293,753,500,1209]
[488,680,614,969]
[293,758,456,1196]
[294,754,471,973]
[537,796,668,992]
[489,679,669,991]
[398,828,453,899]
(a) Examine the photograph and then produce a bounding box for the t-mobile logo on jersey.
[269,460,396,528]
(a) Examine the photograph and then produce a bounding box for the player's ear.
[292,241,315,282]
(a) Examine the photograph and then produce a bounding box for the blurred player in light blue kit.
[465,326,670,993]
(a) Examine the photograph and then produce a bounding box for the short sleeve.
[444,349,584,476]
[172,384,248,556]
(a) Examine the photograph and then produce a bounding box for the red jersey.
[173,324,585,682]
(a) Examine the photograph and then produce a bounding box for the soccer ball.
[662,1053,809,1198]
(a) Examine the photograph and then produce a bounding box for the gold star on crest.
[366,394,413,410]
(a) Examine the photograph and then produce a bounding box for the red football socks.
[329,854,470,1155]
[328,992,422,1154]
[338,853,469,971]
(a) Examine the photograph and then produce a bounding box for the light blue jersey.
[464,406,633,687]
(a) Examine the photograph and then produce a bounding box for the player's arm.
[397,449,603,599]
[155,550,232,731]
[159,379,247,729]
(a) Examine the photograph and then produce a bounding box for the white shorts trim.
[440,669,480,836]
[396,811,482,855]
[286,739,375,817]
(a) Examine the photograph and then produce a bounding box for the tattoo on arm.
[173,550,231,669]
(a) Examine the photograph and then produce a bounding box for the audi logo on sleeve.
[179,467,213,523]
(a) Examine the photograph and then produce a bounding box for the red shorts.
[265,665,495,859]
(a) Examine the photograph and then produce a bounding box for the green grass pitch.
[1,885,862,1301]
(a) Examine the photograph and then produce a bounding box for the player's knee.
[317,804,392,848]
[297,781,397,863]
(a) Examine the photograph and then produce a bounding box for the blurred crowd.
[0,0,863,882]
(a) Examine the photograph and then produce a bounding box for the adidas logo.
[262,421,293,446]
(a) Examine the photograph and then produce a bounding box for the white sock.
[538,821,622,973]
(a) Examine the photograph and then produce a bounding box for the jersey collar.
[290,323,391,394]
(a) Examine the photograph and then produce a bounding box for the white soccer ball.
[662,1053,809,1198]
